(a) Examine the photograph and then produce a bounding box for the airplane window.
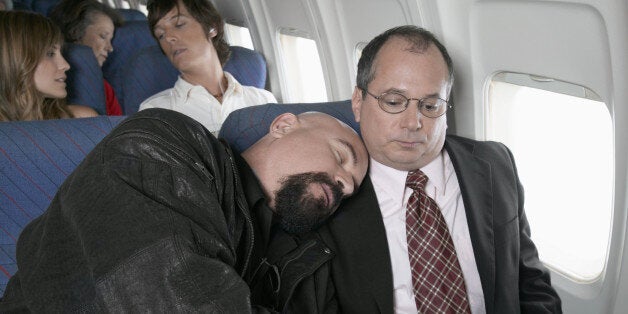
[278,30,328,103]
[224,23,254,50]
[486,73,612,282]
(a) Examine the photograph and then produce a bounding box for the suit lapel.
[445,136,496,313]
[322,176,394,314]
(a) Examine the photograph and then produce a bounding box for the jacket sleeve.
[64,112,255,312]
[502,144,562,313]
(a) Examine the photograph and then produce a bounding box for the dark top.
[0,109,259,312]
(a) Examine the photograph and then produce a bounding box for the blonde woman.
[0,11,97,121]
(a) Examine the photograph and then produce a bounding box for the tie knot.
[406,169,428,191]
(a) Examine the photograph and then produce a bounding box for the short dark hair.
[147,0,231,65]
[356,25,454,98]
[49,0,123,43]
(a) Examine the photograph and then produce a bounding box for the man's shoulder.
[445,135,515,170]
[446,134,502,146]
[139,87,178,110]
[240,85,277,103]
[446,134,510,154]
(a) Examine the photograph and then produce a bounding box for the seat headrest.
[218,100,358,153]
[63,43,106,114]
[31,0,59,16]
[224,46,268,89]
[121,45,179,115]
[116,8,147,22]
[103,21,155,109]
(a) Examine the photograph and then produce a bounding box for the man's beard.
[273,172,344,235]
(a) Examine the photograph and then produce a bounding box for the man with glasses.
[315,25,562,313]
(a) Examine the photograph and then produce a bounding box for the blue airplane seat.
[219,100,358,153]
[103,20,155,111]
[30,0,58,15]
[0,116,126,294]
[224,46,268,89]
[116,8,146,21]
[12,0,32,10]
[63,43,107,115]
[120,45,270,115]
[120,45,179,115]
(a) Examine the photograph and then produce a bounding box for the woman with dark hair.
[49,0,124,116]
[0,11,97,121]
[139,0,277,135]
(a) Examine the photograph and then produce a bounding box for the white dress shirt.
[370,151,486,314]
[139,72,277,135]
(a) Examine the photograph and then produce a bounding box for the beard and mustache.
[273,172,344,235]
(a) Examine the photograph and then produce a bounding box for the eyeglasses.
[363,89,451,118]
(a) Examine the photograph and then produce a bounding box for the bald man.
[1,108,368,313]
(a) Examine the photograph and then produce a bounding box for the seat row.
[66,20,269,115]
[11,0,271,116]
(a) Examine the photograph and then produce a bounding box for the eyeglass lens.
[378,92,447,117]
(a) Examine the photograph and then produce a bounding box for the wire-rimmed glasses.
[363,89,451,118]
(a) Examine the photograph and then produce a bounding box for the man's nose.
[335,170,354,196]
[399,101,423,130]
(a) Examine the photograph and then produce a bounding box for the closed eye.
[423,103,439,111]
[335,149,345,165]
[386,100,404,106]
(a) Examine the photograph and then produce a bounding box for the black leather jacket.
[0,109,334,313]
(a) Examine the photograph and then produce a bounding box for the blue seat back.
[219,100,358,153]
[30,0,58,15]
[120,45,179,115]
[12,0,32,10]
[103,20,155,111]
[120,45,270,114]
[224,46,268,89]
[63,43,107,114]
[116,8,146,21]
[0,116,126,294]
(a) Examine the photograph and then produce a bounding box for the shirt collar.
[369,151,447,199]
[223,72,243,95]
[369,158,408,204]
[173,72,244,102]
[421,151,446,197]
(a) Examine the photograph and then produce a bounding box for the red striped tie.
[405,169,471,313]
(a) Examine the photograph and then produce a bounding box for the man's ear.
[269,112,298,138]
[351,87,363,123]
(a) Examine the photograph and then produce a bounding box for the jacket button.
[323,247,331,254]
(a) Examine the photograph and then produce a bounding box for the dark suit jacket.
[318,135,562,314]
